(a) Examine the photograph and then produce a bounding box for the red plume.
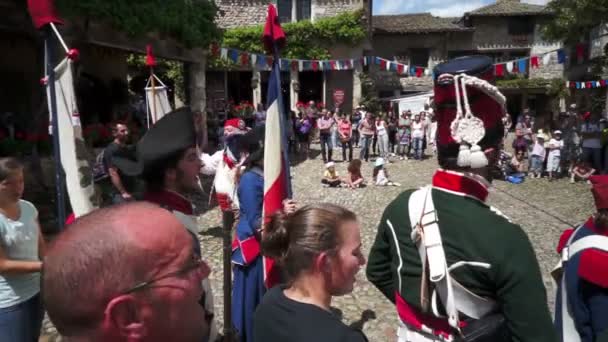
[27,0,63,29]
[145,45,156,67]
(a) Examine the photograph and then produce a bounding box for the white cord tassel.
[469,144,488,168]
[457,143,471,167]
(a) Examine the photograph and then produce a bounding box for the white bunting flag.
[220,48,228,59]
[506,62,514,73]
[542,53,552,66]
[251,54,257,67]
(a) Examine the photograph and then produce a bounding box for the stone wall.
[312,0,366,20]
[215,0,367,29]
[215,0,268,29]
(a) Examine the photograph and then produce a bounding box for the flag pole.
[150,68,157,124]
[272,45,293,199]
[222,210,234,342]
[45,26,67,228]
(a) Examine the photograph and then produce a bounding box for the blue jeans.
[320,133,333,162]
[412,137,424,160]
[0,294,43,342]
[359,135,373,161]
[530,155,544,174]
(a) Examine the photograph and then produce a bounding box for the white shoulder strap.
[408,186,498,332]
[559,229,608,342]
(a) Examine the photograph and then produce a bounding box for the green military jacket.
[366,169,556,342]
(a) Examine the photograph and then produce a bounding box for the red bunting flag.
[397,64,404,75]
[495,64,504,76]
[602,80,607,87]
[330,61,336,70]
[312,61,319,71]
[241,52,250,66]
[587,81,593,89]
[415,67,424,78]
[576,44,585,62]
[530,56,539,68]
[210,43,220,58]
[267,56,274,68]
[379,59,387,70]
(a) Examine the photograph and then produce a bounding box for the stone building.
[371,0,563,124]
[210,0,372,116]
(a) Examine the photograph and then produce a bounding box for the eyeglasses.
[121,254,214,323]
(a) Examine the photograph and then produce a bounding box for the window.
[297,0,311,21]
[277,0,292,24]
[410,48,430,67]
[508,17,535,35]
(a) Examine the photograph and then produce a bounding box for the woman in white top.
[375,115,389,159]
[411,113,425,160]
[0,158,45,342]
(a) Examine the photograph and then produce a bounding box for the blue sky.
[373,0,550,17]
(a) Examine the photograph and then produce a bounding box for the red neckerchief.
[223,152,236,169]
[143,189,193,215]
[432,169,489,203]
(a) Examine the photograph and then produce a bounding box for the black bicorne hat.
[113,107,196,176]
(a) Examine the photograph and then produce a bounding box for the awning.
[390,91,433,114]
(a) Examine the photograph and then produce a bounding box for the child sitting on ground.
[529,132,547,178]
[510,149,528,175]
[372,158,400,187]
[345,159,366,189]
[570,160,596,184]
[321,162,342,187]
[546,130,563,181]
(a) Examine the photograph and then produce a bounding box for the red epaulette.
[579,249,608,288]
[557,228,575,254]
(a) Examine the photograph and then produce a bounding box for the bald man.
[42,202,212,342]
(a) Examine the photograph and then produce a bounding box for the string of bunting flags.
[566,80,608,89]
[210,44,572,78]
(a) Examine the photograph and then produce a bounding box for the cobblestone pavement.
[41,143,593,342]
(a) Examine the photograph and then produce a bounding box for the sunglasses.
[121,254,214,323]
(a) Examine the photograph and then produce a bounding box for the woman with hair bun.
[253,204,368,342]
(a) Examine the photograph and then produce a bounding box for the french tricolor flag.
[262,4,291,289]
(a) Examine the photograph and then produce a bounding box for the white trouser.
[397,322,448,342]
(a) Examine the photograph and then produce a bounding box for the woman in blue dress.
[231,126,266,342]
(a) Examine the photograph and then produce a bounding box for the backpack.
[92,149,109,183]
[298,119,311,134]
[552,226,608,342]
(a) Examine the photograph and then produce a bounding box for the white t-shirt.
[580,122,602,149]
[0,200,40,308]
[376,121,387,136]
[412,122,424,139]
[548,138,564,157]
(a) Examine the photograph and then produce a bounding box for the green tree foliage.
[219,10,366,61]
[542,0,608,44]
[56,0,220,48]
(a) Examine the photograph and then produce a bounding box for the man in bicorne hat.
[554,175,608,342]
[113,108,219,341]
[366,56,554,342]
[213,118,248,212]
